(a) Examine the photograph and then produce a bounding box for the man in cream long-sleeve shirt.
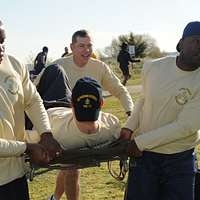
[0,20,62,200]
[121,21,200,200]
[51,29,133,200]
[53,30,133,116]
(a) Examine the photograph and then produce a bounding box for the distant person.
[34,46,48,75]
[121,21,200,200]
[0,20,62,200]
[117,42,133,85]
[61,47,69,57]
[52,29,134,200]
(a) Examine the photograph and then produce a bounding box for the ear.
[70,43,73,52]
[99,99,104,108]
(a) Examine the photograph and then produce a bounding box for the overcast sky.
[1,0,200,62]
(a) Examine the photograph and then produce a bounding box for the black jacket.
[117,50,132,67]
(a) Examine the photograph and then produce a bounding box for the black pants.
[119,65,130,85]
[0,176,29,200]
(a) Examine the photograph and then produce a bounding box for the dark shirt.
[34,52,47,74]
[117,50,132,67]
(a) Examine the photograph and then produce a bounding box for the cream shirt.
[0,55,51,185]
[125,56,200,154]
[52,56,133,112]
[27,107,121,150]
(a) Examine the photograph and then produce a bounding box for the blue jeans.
[125,149,195,200]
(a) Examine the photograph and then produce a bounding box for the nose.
[86,48,90,52]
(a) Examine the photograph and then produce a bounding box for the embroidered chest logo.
[175,88,192,105]
[4,75,19,95]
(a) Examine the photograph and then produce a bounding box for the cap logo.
[77,94,97,102]
[83,98,92,108]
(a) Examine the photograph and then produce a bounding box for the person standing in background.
[61,47,69,58]
[117,42,133,85]
[34,46,48,75]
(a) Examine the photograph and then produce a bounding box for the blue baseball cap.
[177,21,200,52]
[182,21,200,38]
[72,77,102,121]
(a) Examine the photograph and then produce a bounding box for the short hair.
[0,20,3,26]
[42,46,48,52]
[72,29,90,43]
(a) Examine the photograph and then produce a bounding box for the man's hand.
[120,128,133,140]
[39,132,63,160]
[26,143,50,165]
[127,139,142,157]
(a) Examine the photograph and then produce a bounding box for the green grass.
[29,163,127,200]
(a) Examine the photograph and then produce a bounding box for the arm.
[101,63,134,113]
[0,138,26,157]
[135,93,200,151]
[120,95,144,139]
[34,54,38,67]
[0,138,49,164]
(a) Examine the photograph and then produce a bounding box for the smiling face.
[70,35,93,67]
[178,36,200,71]
[0,23,6,64]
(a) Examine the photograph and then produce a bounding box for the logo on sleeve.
[4,75,19,95]
[175,88,192,105]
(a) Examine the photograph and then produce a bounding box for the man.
[121,21,200,200]
[53,29,133,116]
[117,42,133,85]
[52,29,133,200]
[26,77,121,200]
[61,47,69,58]
[34,46,48,75]
[0,20,62,200]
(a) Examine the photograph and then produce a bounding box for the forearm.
[0,138,26,157]
[135,120,197,151]
[124,97,144,132]
[117,89,134,112]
